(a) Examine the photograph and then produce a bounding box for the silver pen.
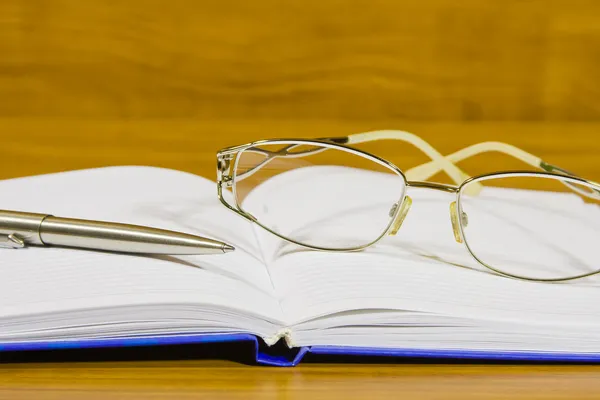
[0,210,235,254]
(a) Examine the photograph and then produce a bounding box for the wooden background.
[2,0,600,398]
[1,0,600,181]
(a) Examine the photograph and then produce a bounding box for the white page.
[0,166,284,339]
[243,165,600,331]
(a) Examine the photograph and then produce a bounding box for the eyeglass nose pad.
[388,196,412,236]
[449,201,468,243]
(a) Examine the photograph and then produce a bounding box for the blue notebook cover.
[2,333,600,366]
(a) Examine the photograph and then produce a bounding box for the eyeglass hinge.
[217,154,234,187]
[221,175,233,187]
[217,154,233,169]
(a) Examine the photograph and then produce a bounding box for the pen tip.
[222,243,235,253]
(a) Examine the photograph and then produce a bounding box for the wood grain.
[1,0,600,121]
[2,360,600,400]
[2,0,600,398]
[1,119,599,181]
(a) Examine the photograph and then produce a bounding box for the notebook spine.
[0,333,310,367]
[4,334,600,364]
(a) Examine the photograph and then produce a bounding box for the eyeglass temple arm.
[322,130,479,190]
[405,141,600,198]
[405,141,541,181]
[323,130,600,199]
[344,133,600,200]
[239,130,471,188]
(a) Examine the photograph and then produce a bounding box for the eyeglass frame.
[216,130,600,282]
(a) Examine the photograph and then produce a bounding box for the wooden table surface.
[3,0,600,397]
[3,360,600,400]
[1,120,600,399]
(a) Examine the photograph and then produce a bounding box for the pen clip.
[0,233,26,249]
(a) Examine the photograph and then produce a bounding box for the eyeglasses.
[216,130,600,282]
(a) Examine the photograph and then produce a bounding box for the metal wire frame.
[216,133,600,282]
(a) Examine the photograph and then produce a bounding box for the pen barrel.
[0,210,47,245]
[39,217,227,254]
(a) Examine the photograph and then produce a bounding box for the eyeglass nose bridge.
[401,181,466,242]
[406,180,458,193]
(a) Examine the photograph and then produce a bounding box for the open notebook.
[1,166,600,366]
